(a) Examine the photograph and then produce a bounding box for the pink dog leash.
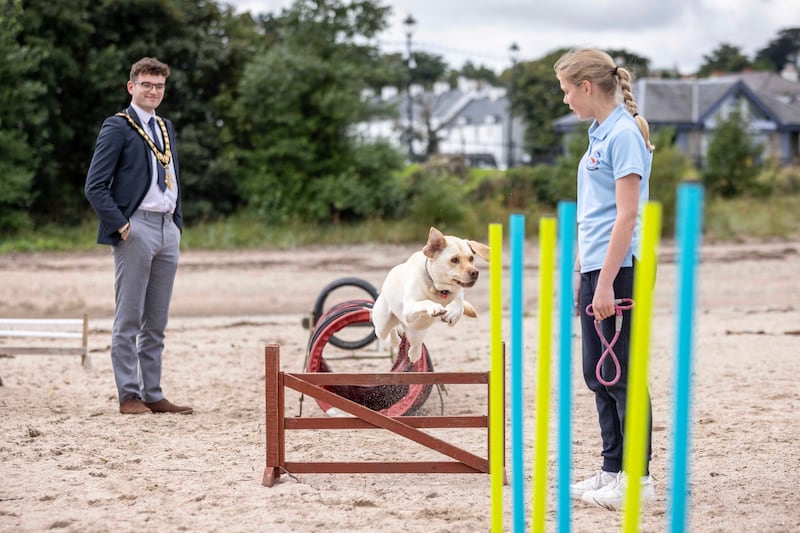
[585,298,635,387]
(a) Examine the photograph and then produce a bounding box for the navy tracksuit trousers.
[579,264,653,474]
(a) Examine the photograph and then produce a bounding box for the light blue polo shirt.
[577,104,651,273]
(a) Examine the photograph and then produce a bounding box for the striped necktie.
[148,117,166,192]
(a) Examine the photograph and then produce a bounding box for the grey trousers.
[111,209,180,403]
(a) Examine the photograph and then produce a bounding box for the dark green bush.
[703,110,763,198]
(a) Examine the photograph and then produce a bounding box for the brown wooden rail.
[262,343,504,487]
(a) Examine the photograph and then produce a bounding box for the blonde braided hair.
[554,48,654,151]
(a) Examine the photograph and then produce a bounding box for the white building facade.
[355,78,527,169]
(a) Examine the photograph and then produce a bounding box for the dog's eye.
[451,257,459,264]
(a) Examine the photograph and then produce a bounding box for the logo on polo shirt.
[585,150,602,171]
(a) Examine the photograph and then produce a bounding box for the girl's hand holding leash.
[589,284,618,321]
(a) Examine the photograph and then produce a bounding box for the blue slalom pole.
[556,201,576,533]
[510,214,526,533]
[669,183,704,533]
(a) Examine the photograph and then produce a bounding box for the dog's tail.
[464,301,477,318]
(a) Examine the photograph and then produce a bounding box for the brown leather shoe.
[145,398,193,414]
[120,398,151,415]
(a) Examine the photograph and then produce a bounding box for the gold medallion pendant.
[164,167,174,190]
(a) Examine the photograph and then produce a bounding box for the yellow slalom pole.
[489,223,504,532]
[532,218,556,533]
[622,201,662,532]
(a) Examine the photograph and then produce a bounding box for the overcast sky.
[224,0,798,75]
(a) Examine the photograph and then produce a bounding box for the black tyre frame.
[311,277,379,350]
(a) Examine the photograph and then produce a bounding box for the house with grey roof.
[553,70,800,166]
[354,77,526,169]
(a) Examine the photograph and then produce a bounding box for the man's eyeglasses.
[133,81,166,92]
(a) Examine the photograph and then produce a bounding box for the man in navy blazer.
[85,106,183,245]
[85,57,191,415]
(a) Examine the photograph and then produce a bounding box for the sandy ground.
[1,237,799,532]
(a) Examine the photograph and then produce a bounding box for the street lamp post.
[506,42,520,170]
[404,14,417,161]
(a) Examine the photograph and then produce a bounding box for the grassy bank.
[2,193,799,254]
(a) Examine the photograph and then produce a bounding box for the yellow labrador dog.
[372,227,490,363]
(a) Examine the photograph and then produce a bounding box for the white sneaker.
[581,472,655,510]
[569,470,618,500]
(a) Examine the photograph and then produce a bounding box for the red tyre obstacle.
[304,299,434,416]
[309,277,379,350]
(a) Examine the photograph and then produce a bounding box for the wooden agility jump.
[262,343,504,487]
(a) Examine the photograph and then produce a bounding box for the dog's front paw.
[441,311,463,325]
[441,303,465,325]
[407,303,446,323]
[429,306,447,318]
[425,302,447,318]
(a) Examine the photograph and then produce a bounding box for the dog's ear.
[463,301,477,318]
[468,240,490,262]
[423,226,446,258]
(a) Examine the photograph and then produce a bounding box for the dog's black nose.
[470,270,479,280]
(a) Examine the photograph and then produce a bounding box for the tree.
[15,0,98,223]
[507,48,572,162]
[365,51,406,90]
[232,0,405,224]
[606,48,651,80]
[0,0,45,232]
[414,92,447,158]
[454,61,498,86]
[8,0,258,226]
[409,51,448,88]
[697,44,752,76]
[83,0,259,221]
[704,109,763,198]
[365,50,447,91]
[648,127,698,232]
[755,28,800,72]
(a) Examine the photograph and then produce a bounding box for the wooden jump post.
[0,314,90,379]
[0,314,90,386]
[263,343,504,487]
